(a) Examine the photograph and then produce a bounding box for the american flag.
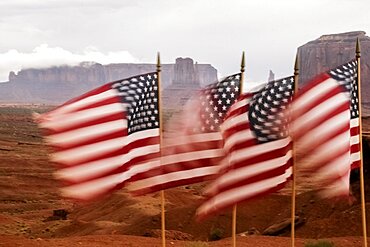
[331,62,360,170]
[35,72,160,201]
[289,60,357,198]
[128,73,241,195]
[196,76,294,219]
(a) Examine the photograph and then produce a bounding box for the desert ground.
[1,104,370,246]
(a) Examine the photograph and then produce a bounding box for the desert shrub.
[184,241,209,247]
[209,228,223,241]
[305,240,335,247]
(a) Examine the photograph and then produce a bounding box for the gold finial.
[294,52,299,76]
[157,52,161,72]
[241,51,245,73]
[356,38,361,59]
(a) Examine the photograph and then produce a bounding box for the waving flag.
[128,73,241,195]
[197,76,294,219]
[289,60,357,198]
[35,72,160,201]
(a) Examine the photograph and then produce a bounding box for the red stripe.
[304,145,350,173]
[51,129,127,151]
[131,156,222,182]
[296,73,331,96]
[132,175,217,196]
[66,95,121,114]
[292,86,348,129]
[197,181,289,221]
[54,135,160,168]
[222,121,250,140]
[293,101,349,140]
[229,141,292,171]
[45,112,126,135]
[351,143,360,153]
[215,159,292,195]
[60,150,160,185]
[297,120,349,161]
[351,160,360,169]
[59,83,113,107]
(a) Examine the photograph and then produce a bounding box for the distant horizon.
[1,1,369,84]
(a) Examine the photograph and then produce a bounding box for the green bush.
[305,240,335,247]
[209,228,223,241]
[184,241,209,247]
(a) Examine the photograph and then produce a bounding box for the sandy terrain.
[1,105,370,246]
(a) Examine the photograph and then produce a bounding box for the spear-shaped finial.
[157,52,161,72]
[356,38,361,59]
[241,51,245,73]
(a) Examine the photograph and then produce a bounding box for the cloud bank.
[0,44,139,81]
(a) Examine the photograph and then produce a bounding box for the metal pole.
[356,38,368,247]
[291,53,299,247]
[157,52,166,247]
[232,51,245,247]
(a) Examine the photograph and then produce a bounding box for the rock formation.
[0,58,217,105]
[298,31,370,107]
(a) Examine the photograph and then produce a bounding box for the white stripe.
[292,78,339,112]
[229,139,290,165]
[163,132,222,147]
[292,93,349,134]
[226,137,291,163]
[54,144,160,181]
[228,97,250,113]
[314,151,350,181]
[221,112,248,133]
[125,148,224,183]
[224,129,253,151]
[128,165,221,192]
[319,170,350,198]
[297,111,349,151]
[206,150,292,195]
[45,119,127,146]
[197,167,292,216]
[51,129,159,165]
[350,118,359,128]
[161,149,224,166]
[350,135,359,145]
[351,152,360,162]
[39,103,127,130]
[299,130,350,169]
[60,171,132,200]
[47,89,118,117]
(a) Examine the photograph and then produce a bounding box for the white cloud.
[0,44,139,81]
[0,0,369,83]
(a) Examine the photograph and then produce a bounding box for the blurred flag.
[128,73,242,195]
[197,76,294,219]
[35,72,160,201]
[289,60,357,198]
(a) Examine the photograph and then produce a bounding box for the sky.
[0,0,369,85]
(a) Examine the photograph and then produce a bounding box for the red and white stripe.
[128,98,224,195]
[289,74,351,198]
[35,83,160,201]
[350,117,360,169]
[196,93,292,219]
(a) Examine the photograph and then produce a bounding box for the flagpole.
[356,38,368,247]
[157,52,166,247]
[232,51,245,247]
[291,53,299,247]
